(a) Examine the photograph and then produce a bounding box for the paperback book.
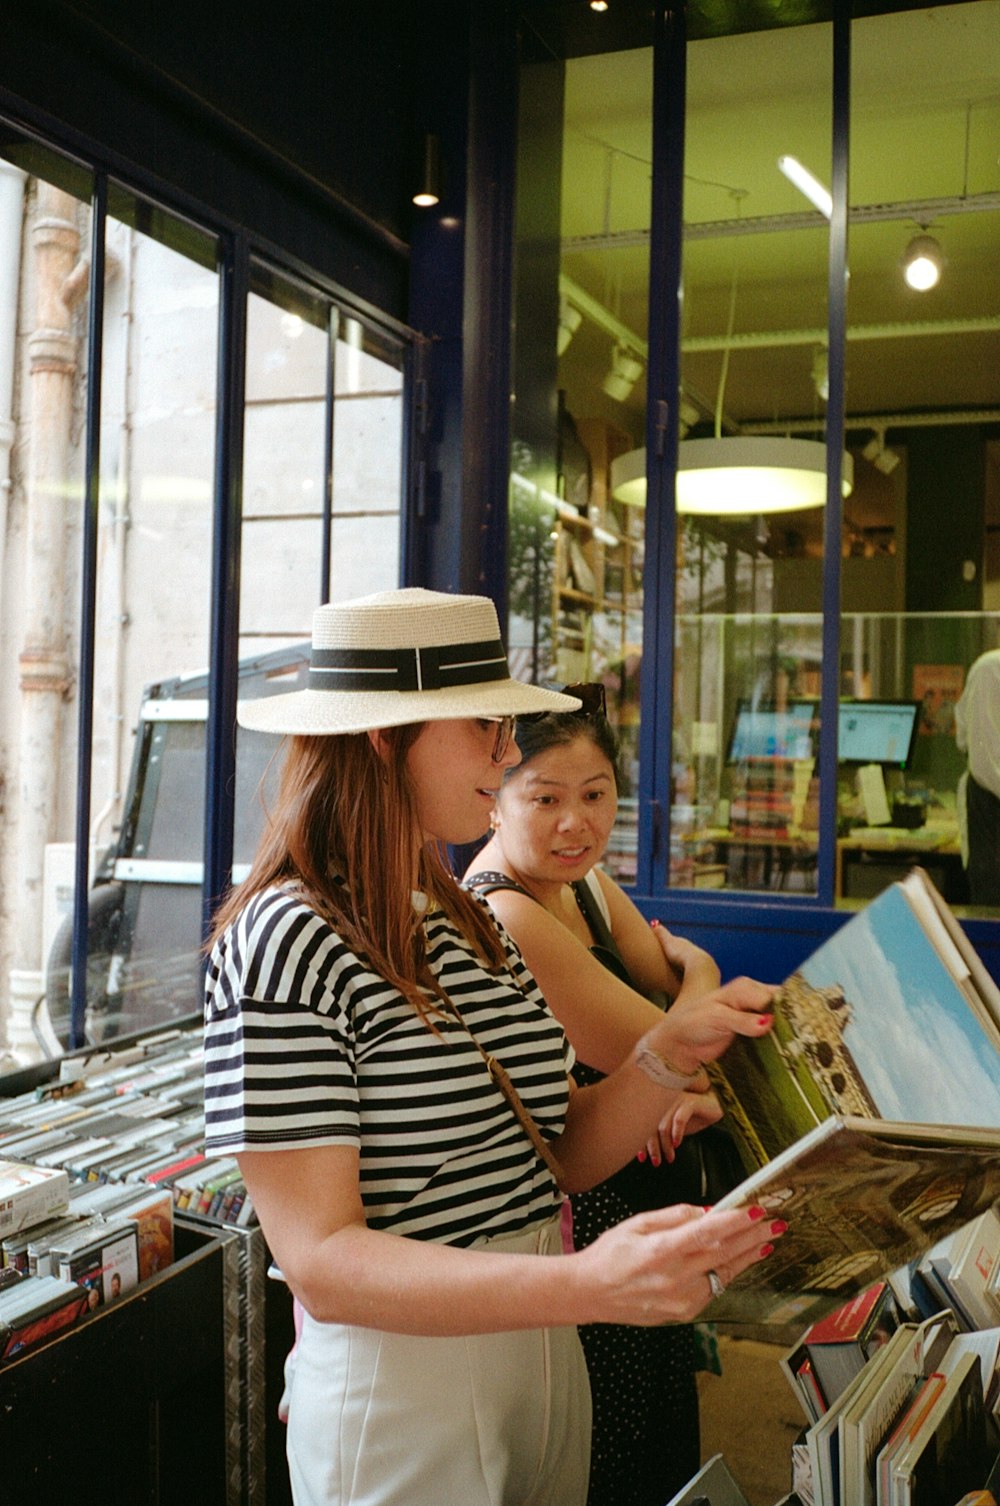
[704,869,1000,1328]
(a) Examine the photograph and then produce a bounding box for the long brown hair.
[208,726,508,1025]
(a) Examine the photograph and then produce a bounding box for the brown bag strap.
[448,1005,567,1192]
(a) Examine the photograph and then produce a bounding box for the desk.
[684,829,819,892]
[836,828,966,903]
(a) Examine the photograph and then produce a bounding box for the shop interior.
[509,1,999,906]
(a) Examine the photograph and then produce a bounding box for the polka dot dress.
[571,1060,701,1506]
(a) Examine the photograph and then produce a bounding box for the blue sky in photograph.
[798,885,1000,1127]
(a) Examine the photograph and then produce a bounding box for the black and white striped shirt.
[203,888,571,1246]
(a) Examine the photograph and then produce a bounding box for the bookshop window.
[670,21,832,897]
[0,133,405,1067]
[509,23,654,885]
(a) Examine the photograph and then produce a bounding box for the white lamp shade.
[610,437,854,515]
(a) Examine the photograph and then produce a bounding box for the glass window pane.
[0,150,93,1059]
[233,274,404,880]
[843,2,1000,915]
[87,191,221,1042]
[510,35,654,885]
[671,21,833,896]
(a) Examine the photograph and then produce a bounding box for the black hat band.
[309,638,509,693]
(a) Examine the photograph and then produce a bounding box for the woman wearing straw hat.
[203,587,782,1506]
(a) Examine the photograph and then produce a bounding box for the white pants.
[285,1218,591,1506]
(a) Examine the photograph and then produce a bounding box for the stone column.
[8,182,80,1060]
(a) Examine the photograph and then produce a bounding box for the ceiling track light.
[557,295,583,355]
[862,430,901,475]
[412,134,442,208]
[902,232,943,291]
[602,345,644,403]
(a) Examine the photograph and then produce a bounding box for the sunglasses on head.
[481,684,608,763]
[517,681,608,726]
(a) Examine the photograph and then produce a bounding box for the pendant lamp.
[610,437,853,515]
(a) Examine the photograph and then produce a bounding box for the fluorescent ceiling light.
[777,155,832,219]
[610,438,853,516]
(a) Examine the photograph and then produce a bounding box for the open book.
[703,869,1000,1329]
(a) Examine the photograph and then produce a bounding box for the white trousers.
[285,1218,591,1506]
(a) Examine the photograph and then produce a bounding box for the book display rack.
[0,1020,294,1506]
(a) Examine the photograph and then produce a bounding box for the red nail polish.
[747,1205,766,1221]
[650,1154,661,1167]
[637,1149,646,1163]
[770,1219,788,1236]
[650,918,660,929]
[759,1242,775,1258]
[757,1016,773,1028]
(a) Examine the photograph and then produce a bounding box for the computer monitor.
[725,700,819,763]
[837,700,920,768]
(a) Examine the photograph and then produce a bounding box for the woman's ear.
[367,728,388,759]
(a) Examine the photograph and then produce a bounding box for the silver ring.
[707,1268,725,1299]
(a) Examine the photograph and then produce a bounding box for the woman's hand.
[573,1201,786,1326]
[643,974,776,1079]
[650,921,721,998]
[641,1088,723,1166]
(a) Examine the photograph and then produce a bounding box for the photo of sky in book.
[795,884,1000,1128]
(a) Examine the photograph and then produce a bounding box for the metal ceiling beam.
[563,191,1000,251]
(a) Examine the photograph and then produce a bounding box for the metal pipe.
[9,181,79,1060]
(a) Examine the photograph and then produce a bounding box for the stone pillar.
[9,182,79,1060]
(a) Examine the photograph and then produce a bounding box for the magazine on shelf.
[703,869,1000,1329]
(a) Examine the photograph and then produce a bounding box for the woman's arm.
[239,1142,782,1334]
[594,867,720,1002]
[554,972,774,1192]
[482,886,675,1072]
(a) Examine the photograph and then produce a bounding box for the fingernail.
[637,1150,647,1163]
[650,1153,661,1167]
[747,1205,766,1221]
[770,1219,788,1236]
[650,918,660,929]
[759,1242,775,1258]
[701,1205,714,1213]
[757,1016,773,1028]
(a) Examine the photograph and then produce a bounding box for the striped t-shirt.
[203,887,571,1247]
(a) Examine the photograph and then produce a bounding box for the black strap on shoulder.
[462,869,536,900]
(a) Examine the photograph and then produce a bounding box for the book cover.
[0,1160,70,1238]
[663,1452,751,1506]
[0,1274,92,1360]
[707,1117,1000,1329]
[943,1207,1000,1331]
[713,875,1000,1177]
[700,872,1000,1327]
[887,1350,990,1505]
[839,1311,958,1506]
[800,1281,899,1408]
[57,1222,140,1307]
[114,1186,175,1280]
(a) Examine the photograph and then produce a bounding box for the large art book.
[704,869,1000,1329]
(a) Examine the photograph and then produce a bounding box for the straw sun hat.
[237,588,581,735]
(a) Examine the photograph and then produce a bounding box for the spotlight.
[412,134,442,208]
[602,346,644,403]
[862,430,901,475]
[589,0,609,10]
[902,233,943,291]
[557,296,582,356]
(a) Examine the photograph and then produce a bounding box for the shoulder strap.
[463,870,537,901]
[571,873,618,955]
